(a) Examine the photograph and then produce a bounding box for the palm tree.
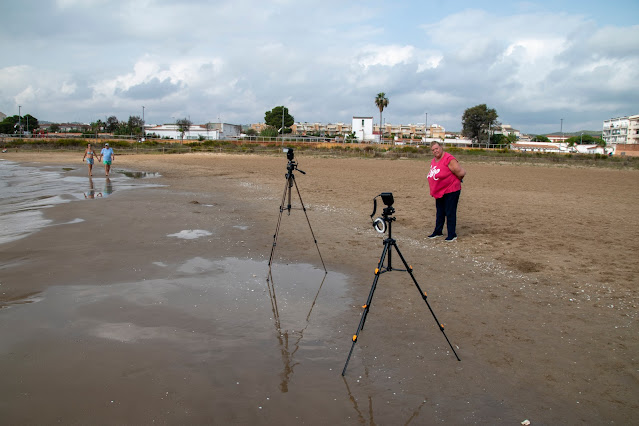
[375,92,389,143]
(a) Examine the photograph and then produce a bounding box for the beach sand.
[0,151,637,424]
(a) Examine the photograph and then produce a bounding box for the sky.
[1,0,638,134]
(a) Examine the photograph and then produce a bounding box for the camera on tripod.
[371,192,395,234]
[283,147,294,161]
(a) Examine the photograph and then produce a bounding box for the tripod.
[342,200,460,376]
[268,152,326,274]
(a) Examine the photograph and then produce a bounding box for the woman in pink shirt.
[426,141,466,241]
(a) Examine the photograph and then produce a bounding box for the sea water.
[0,159,162,244]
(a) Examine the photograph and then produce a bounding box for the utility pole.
[281,106,285,145]
[18,105,22,135]
[425,112,428,138]
[142,106,145,142]
[561,118,564,142]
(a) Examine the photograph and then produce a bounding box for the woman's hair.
[430,141,442,149]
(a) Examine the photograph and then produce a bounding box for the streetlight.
[425,112,428,139]
[18,105,22,135]
[561,118,564,142]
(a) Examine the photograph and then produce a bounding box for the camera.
[371,192,396,234]
[283,147,294,161]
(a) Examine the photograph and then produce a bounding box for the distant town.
[1,111,638,157]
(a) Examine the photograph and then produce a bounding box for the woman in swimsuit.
[82,143,96,176]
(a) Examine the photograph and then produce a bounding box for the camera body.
[283,147,294,161]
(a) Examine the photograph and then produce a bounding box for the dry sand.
[0,151,637,424]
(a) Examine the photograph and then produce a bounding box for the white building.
[495,124,521,138]
[602,116,631,144]
[628,114,639,144]
[511,141,614,155]
[144,123,241,140]
[352,116,374,141]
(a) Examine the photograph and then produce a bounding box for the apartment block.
[628,115,639,144]
[602,116,636,144]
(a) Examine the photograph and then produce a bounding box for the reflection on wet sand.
[104,177,113,196]
[84,177,103,199]
[266,267,327,393]
[342,370,427,426]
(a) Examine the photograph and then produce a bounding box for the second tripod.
[342,192,460,376]
[268,148,326,273]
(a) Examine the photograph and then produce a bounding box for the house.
[352,117,374,141]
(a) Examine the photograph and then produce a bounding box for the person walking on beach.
[82,143,97,176]
[99,143,114,177]
[426,141,466,242]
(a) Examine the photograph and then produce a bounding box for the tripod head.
[283,148,305,176]
[371,192,396,234]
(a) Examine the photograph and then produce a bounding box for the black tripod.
[268,149,326,274]
[342,193,460,376]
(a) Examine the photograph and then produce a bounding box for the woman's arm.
[448,159,466,180]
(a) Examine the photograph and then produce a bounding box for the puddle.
[233,225,249,230]
[0,257,349,397]
[0,161,165,244]
[119,170,161,179]
[62,167,74,171]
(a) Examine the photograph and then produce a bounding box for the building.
[602,116,633,144]
[144,123,240,140]
[290,122,352,136]
[628,114,639,144]
[511,141,614,155]
[352,117,374,141]
[494,124,521,138]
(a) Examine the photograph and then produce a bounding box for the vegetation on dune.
[0,137,636,169]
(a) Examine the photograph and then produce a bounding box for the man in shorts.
[99,142,115,177]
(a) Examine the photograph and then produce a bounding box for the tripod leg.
[390,242,461,361]
[291,176,327,272]
[268,177,293,269]
[342,242,390,376]
[287,173,293,214]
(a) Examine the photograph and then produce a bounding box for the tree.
[244,128,258,136]
[23,114,39,132]
[565,134,605,146]
[0,114,39,134]
[375,92,389,143]
[176,118,192,143]
[90,120,104,138]
[264,106,294,134]
[0,115,20,134]
[531,135,550,142]
[260,126,279,138]
[106,116,119,133]
[49,123,61,133]
[461,104,499,145]
[128,115,144,136]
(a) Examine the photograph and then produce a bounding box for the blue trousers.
[433,190,461,238]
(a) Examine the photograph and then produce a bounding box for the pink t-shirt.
[427,152,462,199]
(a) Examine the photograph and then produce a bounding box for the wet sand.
[0,151,638,424]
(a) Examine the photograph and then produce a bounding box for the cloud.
[0,2,637,133]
